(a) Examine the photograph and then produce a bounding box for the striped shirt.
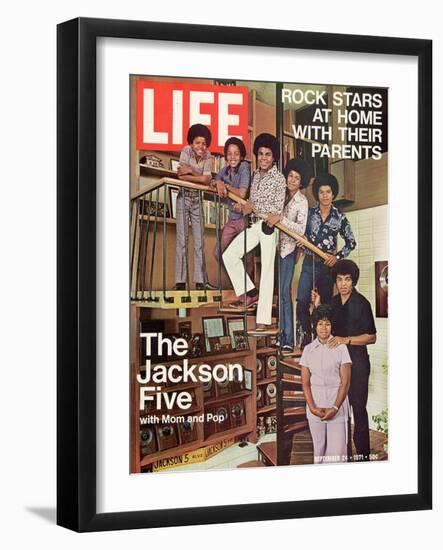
[179,145,213,176]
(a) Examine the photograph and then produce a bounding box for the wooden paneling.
[341,153,388,213]
[254,100,276,137]
[305,153,388,212]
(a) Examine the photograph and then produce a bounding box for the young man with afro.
[213,137,252,278]
[268,158,312,354]
[223,133,286,330]
[175,123,217,291]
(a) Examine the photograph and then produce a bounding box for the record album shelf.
[131,306,264,472]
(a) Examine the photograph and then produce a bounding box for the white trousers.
[222,220,277,325]
[308,420,349,464]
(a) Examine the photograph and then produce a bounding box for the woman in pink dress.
[300,305,352,463]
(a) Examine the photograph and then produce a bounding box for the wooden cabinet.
[330,159,356,204]
[255,347,278,439]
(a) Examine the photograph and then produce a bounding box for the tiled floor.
[161,434,276,472]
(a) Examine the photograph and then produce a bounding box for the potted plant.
[372,408,388,453]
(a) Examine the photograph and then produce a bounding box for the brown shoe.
[229,294,258,309]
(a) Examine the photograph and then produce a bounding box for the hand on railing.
[311,289,321,308]
[240,200,253,215]
[215,180,228,198]
[132,176,328,261]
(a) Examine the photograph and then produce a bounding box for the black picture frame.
[57,17,432,532]
[227,316,248,350]
[168,186,180,219]
[202,316,226,353]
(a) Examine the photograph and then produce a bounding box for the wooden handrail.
[132,177,328,261]
[131,178,210,200]
[224,189,329,261]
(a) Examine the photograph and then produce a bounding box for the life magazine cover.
[130,75,388,474]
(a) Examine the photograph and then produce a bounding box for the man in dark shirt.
[312,259,376,461]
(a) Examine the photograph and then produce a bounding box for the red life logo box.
[136,80,249,154]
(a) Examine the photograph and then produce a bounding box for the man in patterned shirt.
[296,173,356,348]
[265,158,312,354]
[223,133,286,330]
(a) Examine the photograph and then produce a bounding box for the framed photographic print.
[168,186,179,219]
[178,321,192,341]
[189,332,204,358]
[207,335,221,353]
[243,368,253,392]
[170,159,180,172]
[219,335,232,352]
[233,330,249,352]
[139,200,169,219]
[227,316,248,350]
[57,17,432,532]
[375,260,389,318]
[202,316,226,353]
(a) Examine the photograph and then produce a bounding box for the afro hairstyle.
[253,132,280,163]
[333,259,360,286]
[283,158,314,189]
[224,136,246,159]
[187,123,212,147]
[312,173,339,201]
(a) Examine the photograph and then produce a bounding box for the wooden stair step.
[283,420,309,434]
[280,349,302,358]
[283,406,306,417]
[282,373,302,384]
[290,429,314,465]
[280,358,301,370]
[248,327,279,337]
[218,305,257,314]
[283,390,305,400]
[257,441,277,466]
